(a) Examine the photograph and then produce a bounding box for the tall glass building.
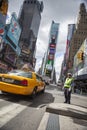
[18,0,43,67]
[45,21,60,79]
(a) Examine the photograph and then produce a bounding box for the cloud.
[6,11,11,24]
[35,0,81,80]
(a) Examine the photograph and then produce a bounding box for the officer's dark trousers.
[64,88,71,103]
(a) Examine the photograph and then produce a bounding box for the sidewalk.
[46,103,87,120]
[37,87,87,130]
[37,103,87,130]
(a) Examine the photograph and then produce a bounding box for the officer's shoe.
[68,101,70,104]
[64,101,67,103]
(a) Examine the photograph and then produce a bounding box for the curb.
[46,103,87,120]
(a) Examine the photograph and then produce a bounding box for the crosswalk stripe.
[37,112,49,130]
[0,99,4,102]
[0,103,27,128]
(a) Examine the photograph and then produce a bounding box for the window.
[36,75,42,81]
[8,70,32,78]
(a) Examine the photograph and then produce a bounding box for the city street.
[0,1,87,130]
[0,84,87,130]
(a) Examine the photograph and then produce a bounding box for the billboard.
[49,48,55,54]
[45,21,59,77]
[7,13,21,49]
[49,43,56,48]
[0,24,6,52]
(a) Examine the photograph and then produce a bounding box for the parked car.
[0,70,45,97]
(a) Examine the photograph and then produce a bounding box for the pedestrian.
[63,73,73,104]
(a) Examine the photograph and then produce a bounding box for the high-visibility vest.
[64,78,73,88]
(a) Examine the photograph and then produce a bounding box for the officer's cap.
[67,73,72,76]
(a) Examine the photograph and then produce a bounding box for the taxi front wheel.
[31,87,37,99]
[41,86,45,93]
[1,91,8,94]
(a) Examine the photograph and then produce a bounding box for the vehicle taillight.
[21,80,28,86]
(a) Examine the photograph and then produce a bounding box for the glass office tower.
[45,21,59,79]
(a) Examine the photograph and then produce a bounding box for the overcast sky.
[8,0,87,80]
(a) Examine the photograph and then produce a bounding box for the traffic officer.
[64,73,73,104]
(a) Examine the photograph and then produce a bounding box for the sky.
[7,0,87,81]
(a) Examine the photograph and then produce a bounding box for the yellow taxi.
[0,70,45,97]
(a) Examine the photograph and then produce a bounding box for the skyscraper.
[69,3,87,72]
[18,0,43,67]
[44,21,59,80]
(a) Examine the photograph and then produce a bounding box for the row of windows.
[77,31,87,35]
[24,1,36,4]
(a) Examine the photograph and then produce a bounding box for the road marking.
[37,112,49,130]
[37,104,47,109]
[0,99,4,102]
[0,103,27,128]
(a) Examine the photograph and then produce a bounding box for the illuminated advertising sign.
[48,54,54,60]
[49,21,59,44]
[46,64,52,70]
[45,69,51,77]
[45,21,59,77]
[46,60,54,70]
[50,44,56,48]
[0,24,6,52]
[21,45,30,55]
[7,13,21,48]
[49,48,55,54]
[0,24,5,36]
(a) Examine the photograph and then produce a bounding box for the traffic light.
[80,52,84,61]
[77,51,84,61]
[77,52,80,59]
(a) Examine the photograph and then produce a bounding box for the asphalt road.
[0,85,54,130]
[0,84,87,130]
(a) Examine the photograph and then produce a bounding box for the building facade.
[62,24,75,78]
[68,3,87,73]
[44,21,59,80]
[0,13,21,72]
[0,0,8,25]
[18,0,43,68]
